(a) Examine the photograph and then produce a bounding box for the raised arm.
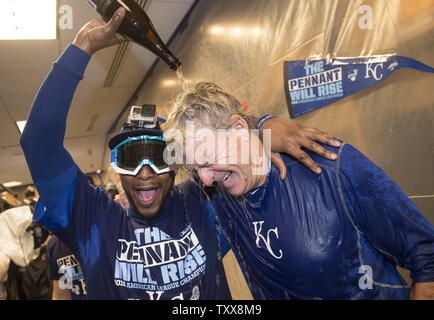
[20,8,126,208]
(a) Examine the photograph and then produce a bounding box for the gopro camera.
[123,104,158,130]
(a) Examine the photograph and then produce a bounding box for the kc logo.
[365,62,384,81]
[252,221,283,259]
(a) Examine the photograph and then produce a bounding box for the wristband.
[256,115,277,131]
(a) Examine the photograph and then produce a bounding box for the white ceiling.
[0,0,195,186]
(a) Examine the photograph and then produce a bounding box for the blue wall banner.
[284,56,434,118]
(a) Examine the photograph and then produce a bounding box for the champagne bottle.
[86,0,181,71]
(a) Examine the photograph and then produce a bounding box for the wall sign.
[284,56,434,118]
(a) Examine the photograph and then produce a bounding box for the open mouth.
[136,188,159,206]
[220,171,233,186]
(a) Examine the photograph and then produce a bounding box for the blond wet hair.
[164,82,257,133]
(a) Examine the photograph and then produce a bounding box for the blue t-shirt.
[47,235,87,300]
[209,143,434,299]
[35,169,230,300]
[22,44,231,300]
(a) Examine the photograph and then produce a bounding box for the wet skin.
[120,165,175,220]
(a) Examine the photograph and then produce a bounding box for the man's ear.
[230,114,249,130]
[229,114,250,142]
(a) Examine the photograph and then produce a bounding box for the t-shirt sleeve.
[34,168,125,265]
[338,143,434,283]
[46,237,61,280]
[20,45,91,208]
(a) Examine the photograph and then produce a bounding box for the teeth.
[222,172,231,183]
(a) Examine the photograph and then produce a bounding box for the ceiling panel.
[0,70,48,95]
[147,1,195,42]
[67,102,106,133]
[105,86,138,103]
[0,41,59,73]
[112,66,148,87]
[90,111,120,134]
[0,97,12,124]
[7,107,29,122]
[70,88,112,110]
[1,92,36,113]
[64,134,107,173]
[0,137,20,152]
[0,121,19,137]
[86,45,120,71]
[0,151,30,184]
[0,0,195,187]
[120,43,156,70]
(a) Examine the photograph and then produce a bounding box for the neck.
[249,149,270,191]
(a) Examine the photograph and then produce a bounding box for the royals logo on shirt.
[252,221,283,260]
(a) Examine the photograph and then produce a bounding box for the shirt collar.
[243,169,273,208]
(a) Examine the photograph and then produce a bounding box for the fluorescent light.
[16,120,26,133]
[162,79,176,87]
[252,28,262,36]
[210,26,262,38]
[0,0,57,40]
[210,26,223,35]
[231,27,241,36]
[2,181,23,188]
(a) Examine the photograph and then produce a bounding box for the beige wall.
[105,0,434,298]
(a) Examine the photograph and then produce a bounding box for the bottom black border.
[1,299,426,318]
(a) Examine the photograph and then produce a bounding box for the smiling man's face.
[120,166,174,220]
[184,117,268,197]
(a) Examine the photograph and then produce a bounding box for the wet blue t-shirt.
[209,143,434,299]
[22,44,230,300]
[35,170,230,300]
[47,235,87,300]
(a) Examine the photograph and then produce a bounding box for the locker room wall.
[106,0,434,298]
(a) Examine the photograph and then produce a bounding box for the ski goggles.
[111,135,171,175]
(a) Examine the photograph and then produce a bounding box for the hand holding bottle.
[86,0,181,70]
[73,7,127,56]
